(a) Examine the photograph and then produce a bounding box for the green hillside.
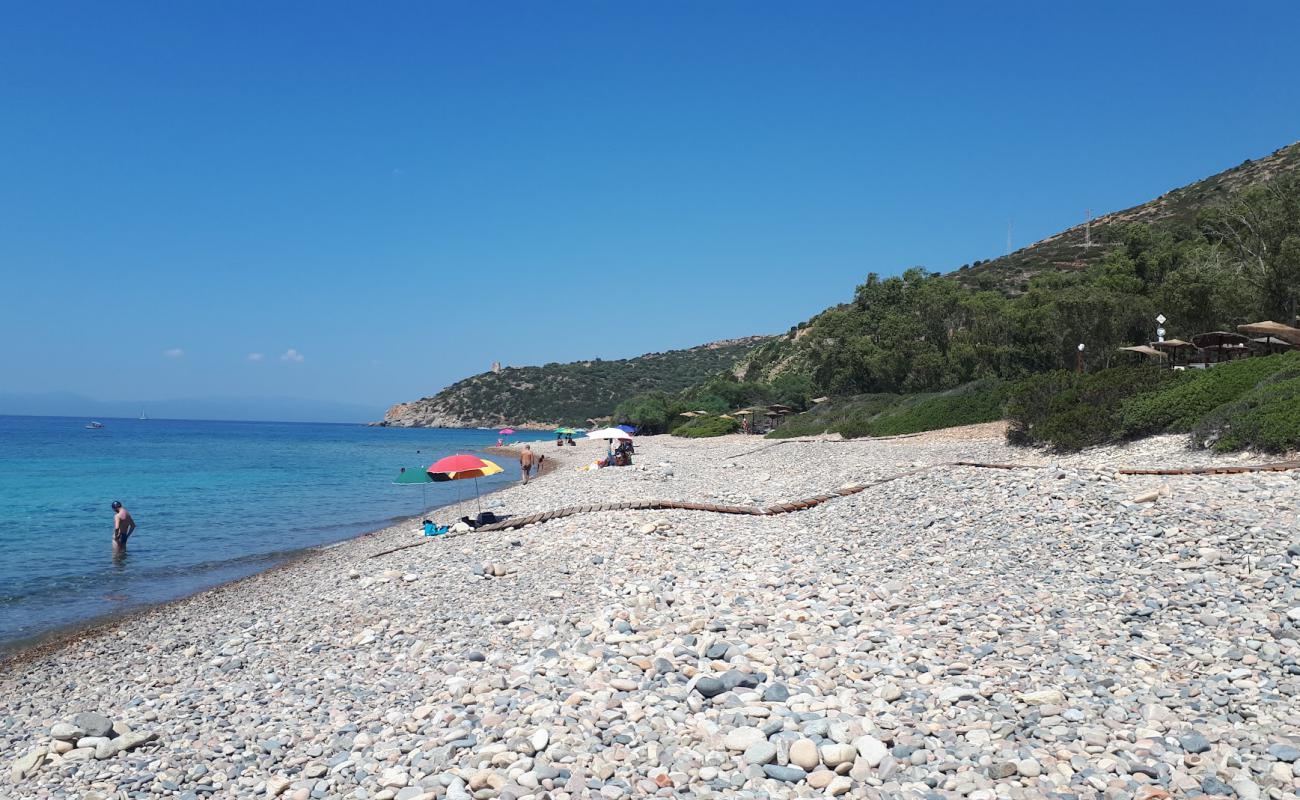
[385,140,1300,448]
[957,142,1300,293]
[735,142,1300,397]
[611,140,1300,446]
[380,337,770,428]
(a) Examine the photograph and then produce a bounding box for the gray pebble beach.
[4,425,1300,800]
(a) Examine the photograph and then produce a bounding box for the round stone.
[789,738,819,771]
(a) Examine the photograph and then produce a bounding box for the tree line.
[617,174,1300,433]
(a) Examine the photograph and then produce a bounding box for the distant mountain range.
[0,392,382,424]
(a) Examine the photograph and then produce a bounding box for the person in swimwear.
[520,445,535,485]
[111,501,136,551]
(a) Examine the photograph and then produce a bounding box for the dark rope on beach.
[365,460,1038,557]
[366,457,1300,558]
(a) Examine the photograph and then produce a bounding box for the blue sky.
[3,2,1298,416]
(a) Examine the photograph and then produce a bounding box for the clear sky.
[3,1,1298,415]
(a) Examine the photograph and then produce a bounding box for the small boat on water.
[139,408,149,420]
[85,421,105,429]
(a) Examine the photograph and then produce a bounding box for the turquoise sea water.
[0,415,520,653]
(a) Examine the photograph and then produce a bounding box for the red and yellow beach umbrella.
[427,454,503,514]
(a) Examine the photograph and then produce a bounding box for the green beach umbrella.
[393,467,434,514]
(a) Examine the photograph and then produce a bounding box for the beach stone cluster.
[3,428,1299,799]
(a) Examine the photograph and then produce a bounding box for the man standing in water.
[519,445,535,485]
[111,501,135,551]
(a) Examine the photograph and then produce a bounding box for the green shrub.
[1119,355,1289,437]
[765,381,1005,439]
[766,394,900,439]
[1004,371,1074,446]
[672,415,741,438]
[614,391,689,434]
[1192,355,1300,452]
[866,380,1007,437]
[1009,353,1300,452]
[1006,366,1181,451]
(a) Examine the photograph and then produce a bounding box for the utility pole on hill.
[1006,220,1013,256]
[1084,209,1093,249]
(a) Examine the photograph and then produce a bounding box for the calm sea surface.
[0,416,520,653]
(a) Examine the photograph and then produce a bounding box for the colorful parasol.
[426,454,503,514]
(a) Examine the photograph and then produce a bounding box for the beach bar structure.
[1191,331,1254,364]
[1117,345,1169,363]
[1149,339,1197,367]
[1238,321,1300,351]
[1119,320,1300,372]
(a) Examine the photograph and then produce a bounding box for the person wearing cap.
[111,501,136,551]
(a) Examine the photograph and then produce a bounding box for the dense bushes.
[1005,367,1183,451]
[1003,371,1076,446]
[1192,356,1300,452]
[767,381,1005,440]
[767,394,901,439]
[615,373,816,436]
[1119,355,1291,438]
[613,391,688,435]
[672,415,741,438]
[1006,353,1300,452]
[866,381,1008,437]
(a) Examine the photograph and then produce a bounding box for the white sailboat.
[139,408,149,420]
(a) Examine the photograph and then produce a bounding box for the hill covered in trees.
[380,337,769,428]
[613,141,1300,446]
[386,140,1300,442]
[955,141,1300,293]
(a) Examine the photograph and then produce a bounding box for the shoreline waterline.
[0,454,542,666]
[4,429,1297,798]
[0,417,544,657]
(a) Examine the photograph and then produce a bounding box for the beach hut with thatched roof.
[1118,345,1169,361]
[1237,321,1300,349]
[1192,331,1253,364]
[1149,338,1198,367]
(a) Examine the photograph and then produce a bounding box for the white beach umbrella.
[586,427,632,440]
